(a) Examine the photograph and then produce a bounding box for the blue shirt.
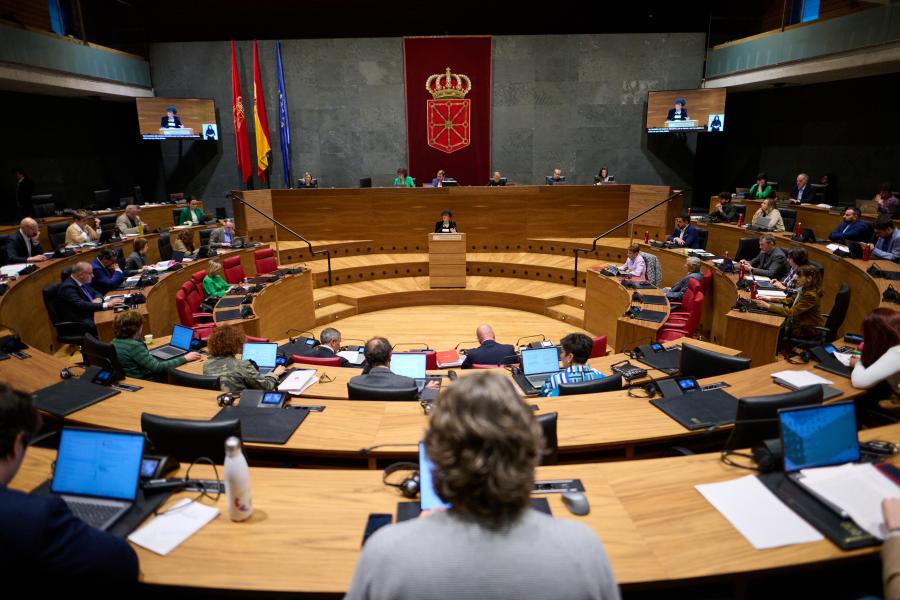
[539,365,604,397]
[872,228,900,263]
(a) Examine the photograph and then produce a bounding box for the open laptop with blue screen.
[242,342,278,374]
[391,353,442,399]
[419,442,450,510]
[780,401,860,515]
[520,347,561,388]
[50,428,145,531]
[150,324,194,360]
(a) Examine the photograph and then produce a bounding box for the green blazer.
[203,274,231,298]
[394,176,415,188]
[748,183,774,199]
[112,337,187,381]
[178,206,205,225]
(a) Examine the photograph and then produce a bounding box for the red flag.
[231,41,252,184]
[252,40,272,180]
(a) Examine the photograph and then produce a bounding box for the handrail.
[227,192,332,286]
[572,190,685,287]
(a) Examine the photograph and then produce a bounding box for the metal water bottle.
[751,282,758,300]
[224,437,253,522]
[643,230,650,243]
[737,213,743,227]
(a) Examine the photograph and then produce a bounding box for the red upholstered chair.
[254,248,278,275]
[291,354,341,367]
[657,290,704,342]
[246,336,269,343]
[222,256,245,284]
[407,350,437,371]
[589,335,607,359]
[175,280,215,339]
[191,270,207,287]
[669,277,702,314]
[699,268,713,296]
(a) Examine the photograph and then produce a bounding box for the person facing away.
[203,324,284,392]
[111,309,200,381]
[345,371,620,600]
[538,333,604,397]
[304,327,356,368]
[348,337,417,390]
[850,308,900,395]
[461,324,516,369]
[0,383,139,580]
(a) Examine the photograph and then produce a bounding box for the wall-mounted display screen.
[136,97,218,141]
[646,89,726,133]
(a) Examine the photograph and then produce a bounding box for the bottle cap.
[225,436,242,453]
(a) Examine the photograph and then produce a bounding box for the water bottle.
[750,282,758,300]
[794,220,802,237]
[738,263,745,281]
[643,230,649,243]
[224,437,253,522]
[737,213,743,227]
[138,221,144,236]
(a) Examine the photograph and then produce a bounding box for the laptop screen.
[521,347,560,376]
[170,324,194,351]
[391,353,427,379]
[419,442,450,510]
[242,342,278,368]
[779,401,859,472]
[51,428,144,501]
[170,250,185,263]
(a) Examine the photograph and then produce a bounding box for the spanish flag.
[252,40,272,180]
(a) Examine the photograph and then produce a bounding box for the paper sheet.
[833,351,854,367]
[743,275,771,282]
[770,370,833,388]
[337,350,366,365]
[696,475,823,549]
[278,369,318,394]
[798,463,900,539]
[128,499,219,556]
[757,290,787,299]
[827,243,849,254]
[0,264,30,277]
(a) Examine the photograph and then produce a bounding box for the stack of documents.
[278,369,318,395]
[757,289,787,299]
[743,275,771,282]
[0,264,30,277]
[827,243,849,254]
[770,370,833,389]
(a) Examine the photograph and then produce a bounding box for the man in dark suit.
[13,167,35,220]
[305,327,356,367]
[461,324,516,369]
[349,337,416,390]
[0,384,138,580]
[5,218,47,264]
[739,235,788,279]
[56,262,123,336]
[829,207,872,243]
[666,213,701,249]
[790,173,815,204]
[90,249,125,294]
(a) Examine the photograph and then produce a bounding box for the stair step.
[314,302,357,325]
[313,289,340,309]
[545,303,584,328]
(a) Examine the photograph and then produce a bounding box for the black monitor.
[727,386,824,450]
[359,177,372,188]
[93,189,112,209]
[441,178,458,187]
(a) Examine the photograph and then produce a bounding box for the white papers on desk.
[833,351,854,367]
[756,289,787,299]
[337,349,366,365]
[128,499,219,556]
[711,258,725,265]
[278,369,318,394]
[743,275,771,282]
[797,463,900,539]
[827,243,849,254]
[125,275,141,284]
[816,204,833,209]
[696,475,823,549]
[152,260,175,271]
[770,370,833,389]
[0,263,30,277]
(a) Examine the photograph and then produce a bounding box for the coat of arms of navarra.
[425,67,471,154]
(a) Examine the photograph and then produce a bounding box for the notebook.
[242,342,279,374]
[149,324,193,360]
[50,428,145,531]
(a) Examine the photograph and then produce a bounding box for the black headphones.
[627,382,658,399]
[382,462,420,499]
[217,392,239,407]
[60,368,73,380]
[786,349,811,364]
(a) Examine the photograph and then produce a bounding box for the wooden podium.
[429,233,466,288]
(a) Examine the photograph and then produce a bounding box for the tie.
[81,285,93,300]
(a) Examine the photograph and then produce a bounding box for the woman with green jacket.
[748,172,775,199]
[202,260,231,298]
[394,167,415,188]
[111,310,201,381]
[178,197,206,225]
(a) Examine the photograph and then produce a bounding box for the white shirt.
[851,346,900,395]
[19,229,32,256]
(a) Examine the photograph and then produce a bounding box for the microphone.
[392,342,431,351]
[286,329,316,343]
[358,442,419,455]
[454,340,478,351]
[516,334,546,347]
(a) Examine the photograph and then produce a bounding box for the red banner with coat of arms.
[403,36,492,187]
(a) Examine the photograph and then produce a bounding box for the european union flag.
[275,41,292,188]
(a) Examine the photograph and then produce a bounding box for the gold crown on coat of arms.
[425,67,472,99]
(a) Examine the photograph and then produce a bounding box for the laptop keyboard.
[153,348,181,359]
[526,374,551,387]
[64,498,126,529]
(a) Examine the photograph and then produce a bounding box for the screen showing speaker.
[646,88,727,134]
[136,98,218,141]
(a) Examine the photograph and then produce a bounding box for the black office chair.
[347,381,419,400]
[141,413,241,464]
[98,214,118,233]
[32,195,57,218]
[558,373,624,396]
[48,221,69,249]
[537,412,559,466]
[726,386,823,450]
[808,259,824,276]
[679,344,751,379]
[780,208,797,233]
[166,369,221,390]
[0,234,10,266]
[733,204,747,222]
[82,333,126,382]
[696,228,709,250]
[786,283,850,349]
[215,207,227,221]
[158,231,173,261]
[199,229,213,247]
[172,208,184,225]
[42,284,94,348]
[93,189,112,209]
[133,186,144,204]
[735,237,759,262]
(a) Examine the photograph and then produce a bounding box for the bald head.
[476,325,496,343]
[19,218,39,238]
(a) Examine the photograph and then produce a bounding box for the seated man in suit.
[349,337,416,390]
[431,170,446,188]
[177,197,208,225]
[546,168,565,185]
[663,257,704,301]
[304,327,358,368]
[5,217,47,263]
[867,216,900,263]
[0,383,138,580]
[739,234,788,279]
[829,207,872,243]
[90,249,125,294]
[461,324,516,369]
[115,205,147,236]
[666,212,701,249]
[57,262,123,336]
[209,219,242,248]
[789,173,815,204]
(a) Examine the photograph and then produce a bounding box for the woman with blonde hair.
[65,210,101,245]
[202,260,231,298]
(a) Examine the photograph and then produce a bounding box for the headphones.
[627,382,658,399]
[786,349,811,364]
[217,392,239,407]
[382,462,420,499]
[60,368,73,380]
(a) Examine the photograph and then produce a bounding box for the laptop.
[50,428,145,531]
[749,215,772,230]
[149,324,193,360]
[390,352,442,399]
[780,402,860,515]
[517,347,561,391]
[242,342,279,374]
[170,250,185,263]
[419,441,450,510]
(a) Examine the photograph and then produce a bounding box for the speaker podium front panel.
[429,233,466,288]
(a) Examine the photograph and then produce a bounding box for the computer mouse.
[447,370,458,381]
[561,492,590,516]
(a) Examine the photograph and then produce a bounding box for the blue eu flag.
[275,41,291,188]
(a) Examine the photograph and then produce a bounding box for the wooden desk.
[213,270,316,341]
[11,422,898,593]
[584,270,671,352]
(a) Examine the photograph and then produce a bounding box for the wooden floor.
[305,304,591,350]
